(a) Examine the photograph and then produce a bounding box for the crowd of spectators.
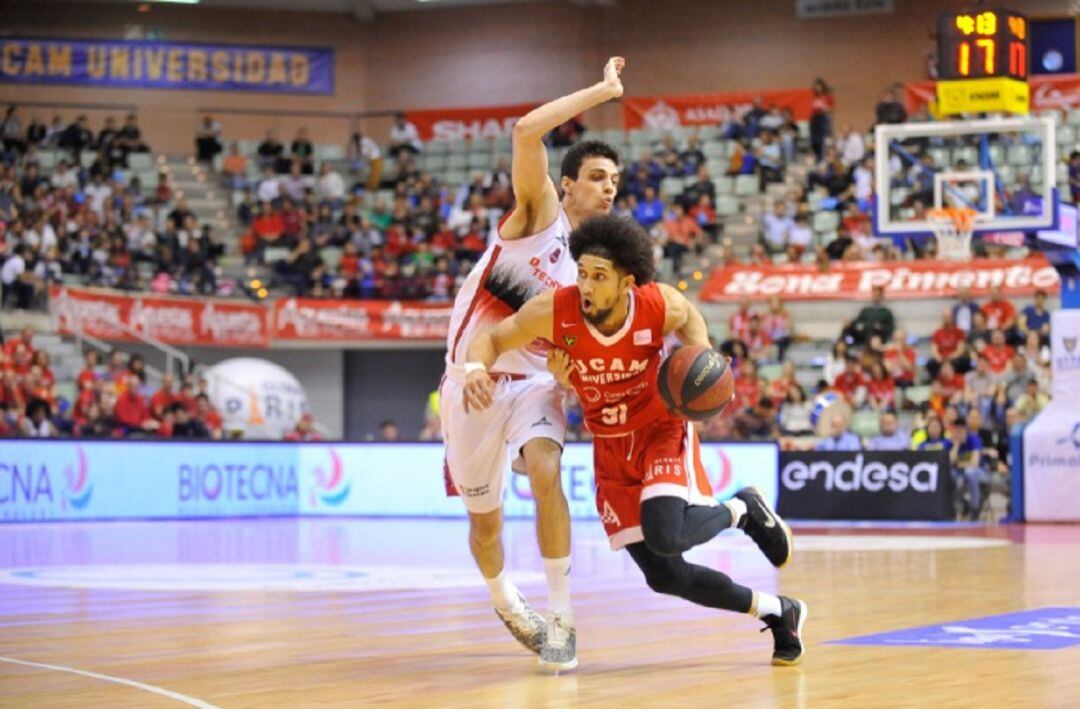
[0,106,230,307]
[0,327,224,439]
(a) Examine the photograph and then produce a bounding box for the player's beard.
[581,297,614,327]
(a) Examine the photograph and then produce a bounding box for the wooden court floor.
[1,517,1078,708]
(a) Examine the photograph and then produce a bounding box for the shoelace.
[547,614,570,648]
[504,600,539,634]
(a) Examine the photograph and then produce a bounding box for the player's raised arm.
[503,57,625,239]
[463,291,556,411]
[657,283,710,348]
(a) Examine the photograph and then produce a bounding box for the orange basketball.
[657,345,734,421]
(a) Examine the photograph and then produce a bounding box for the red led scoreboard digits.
[938,9,1028,81]
[935,8,1030,116]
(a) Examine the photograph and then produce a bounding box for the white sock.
[751,591,783,619]
[724,498,747,528]
[542,556,573,623]
[484,570,518,611]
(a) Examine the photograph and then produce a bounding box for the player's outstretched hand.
[603,57,625,98]
[547,348,574,388]
[463,371,495,413]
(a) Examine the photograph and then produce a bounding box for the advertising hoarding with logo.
[1022,309,1080,522]
[777,451,953,521]
[1,441,777,523]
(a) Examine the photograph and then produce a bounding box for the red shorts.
[592,414,716,550]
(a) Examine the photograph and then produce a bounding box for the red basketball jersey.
[552,282,672,436]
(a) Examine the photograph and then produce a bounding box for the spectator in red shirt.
[8,342,32,376]
[865,360,896,412]
[76,349,100,389]
[766,360,798,407]
[928,308,970,379]
[251,202,285,261]
[732,358,763,412]
[176,377,198,414]
[3,326,34,359]
[284,412,322,441]
[982,329,1014,375]
[981,284,1016,335]
[930,361,965,416]
[662,203,703,278]
[832,356,866,407]
[745,314,773,362]
[195,394,223,440]
[30,351,55,390]
[728,296,755,344]
[150,372,177,420]
[763,296,793,361]
[113,386,158,435]
[884,328,917,387]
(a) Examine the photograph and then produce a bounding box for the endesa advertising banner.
[50,286,270,348]
[777,451,953,521]
[404,102,537,142]
[699,257,1059,302]
[1,441,777,523]
[906,74,1080,115]
[622,88,813,131]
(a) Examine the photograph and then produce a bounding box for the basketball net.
[926,207,977,261]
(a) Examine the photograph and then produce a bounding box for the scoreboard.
[936,8,1030,115]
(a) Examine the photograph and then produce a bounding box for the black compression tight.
[639,495,733,557]
[626,541,753,613]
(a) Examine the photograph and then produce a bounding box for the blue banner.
[0,441,778,523]
[0,38,333,95]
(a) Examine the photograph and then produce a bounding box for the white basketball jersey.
[446,206,576,376]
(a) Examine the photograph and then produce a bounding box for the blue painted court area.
[831,608,1080,650]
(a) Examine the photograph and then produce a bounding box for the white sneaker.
[494,593,546,654]
[538,612,578,672]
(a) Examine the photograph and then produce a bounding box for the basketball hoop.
[926,207,977,261]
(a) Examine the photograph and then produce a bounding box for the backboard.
[874,116,1058,239]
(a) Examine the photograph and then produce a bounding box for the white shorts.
[441,374,567,514]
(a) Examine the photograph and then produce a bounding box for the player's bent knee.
[468,510,502,546]
[640,497,685,557]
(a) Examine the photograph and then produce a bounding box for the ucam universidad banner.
[0,38,333,95]
[1,441,777,523]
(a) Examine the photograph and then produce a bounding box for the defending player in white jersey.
[440,57,625,671]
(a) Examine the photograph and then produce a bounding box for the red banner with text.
[699,257,1060,302]
[50,286,271,348]
[906,74,1080,114]
[271,298,452,341]
[405,102,538,142]
[622,88,814,131]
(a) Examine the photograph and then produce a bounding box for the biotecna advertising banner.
[0,441,777,523]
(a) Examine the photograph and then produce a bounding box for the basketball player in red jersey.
[440,58,625,671]
[465,215,808,666]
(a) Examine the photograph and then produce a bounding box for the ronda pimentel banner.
[0,37,333,95]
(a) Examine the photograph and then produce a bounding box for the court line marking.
[0,655,221,708]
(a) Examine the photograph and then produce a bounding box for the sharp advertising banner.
[777,451,954,521]
[1,441,778,523]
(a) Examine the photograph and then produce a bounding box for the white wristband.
[464,362,487,375]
